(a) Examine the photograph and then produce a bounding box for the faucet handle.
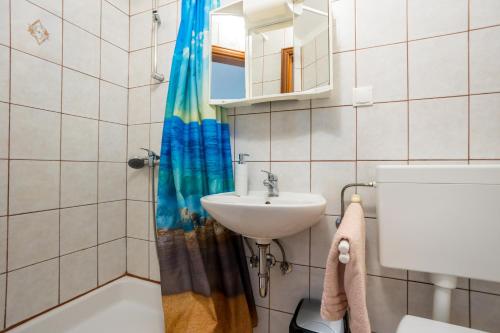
[261,170,277,181]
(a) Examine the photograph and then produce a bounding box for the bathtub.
[8,277,164,333]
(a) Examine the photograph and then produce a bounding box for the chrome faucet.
[261,170,279,197]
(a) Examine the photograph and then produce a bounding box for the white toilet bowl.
[396,315,485,333]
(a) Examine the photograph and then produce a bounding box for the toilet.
[375,165,500,333]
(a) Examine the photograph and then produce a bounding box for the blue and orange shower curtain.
[155,0,256,331]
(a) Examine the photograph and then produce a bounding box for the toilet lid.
[397,316,485,333]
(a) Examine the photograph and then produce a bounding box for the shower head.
[128,157,147,169]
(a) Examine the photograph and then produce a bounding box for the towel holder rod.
[336,182,376,228]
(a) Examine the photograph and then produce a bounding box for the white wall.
[0,0,129,329]
[125,0,500,333]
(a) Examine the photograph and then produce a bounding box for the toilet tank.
[376,165,500,283]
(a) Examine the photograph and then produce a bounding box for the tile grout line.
[3,0,12,328]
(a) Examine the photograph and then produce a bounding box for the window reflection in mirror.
[210,14,246,100]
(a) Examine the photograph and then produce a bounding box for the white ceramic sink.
[201,191,327,244]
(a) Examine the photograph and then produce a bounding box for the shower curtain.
[155,0,256,332]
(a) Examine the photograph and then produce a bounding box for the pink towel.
[320,202,371,333]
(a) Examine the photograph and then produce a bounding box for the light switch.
[353,86,373,106]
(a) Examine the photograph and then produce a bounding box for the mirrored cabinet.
[209,0,334,107]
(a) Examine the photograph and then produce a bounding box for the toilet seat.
[396,315,485,333]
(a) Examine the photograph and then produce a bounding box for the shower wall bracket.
[152,1,165,82]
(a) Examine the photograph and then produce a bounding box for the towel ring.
[335,182,376,228]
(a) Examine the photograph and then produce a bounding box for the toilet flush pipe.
[431,274,458,323]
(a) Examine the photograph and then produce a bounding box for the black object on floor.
[289,299,346,333]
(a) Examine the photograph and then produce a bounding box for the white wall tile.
[98,163,126,202]
[11,50,61,112]
[357,43,407,102]
[0,217,5,273]
[0,273,4,329]
[409,33,468,99]
[63,22,100,77]
[130,0,152,15]
[0,0,10,46]
[310,267,325,301]
[332,0,355,52]
[470,0,500,29]
[156,42,175,84]
[102,1,129,50]
[470,94,500,159]
[357,102,408,160]
[262,81,280,96]
[6,259,58,327]
[61,115,98,161]
[127,200,149,240]
[60,205,97,254]
[270,100,310,112]
[107,0,129,14]
[62,68,99,119]
[409,97,468,159]
[269,264,309,313]
[235,102,270,115]
[311,106,356,160]
[127,237,149,278]
[157,2,178,44]
[310,162,355,215]
[270,162,310,193]
[9,160,60,214]
[471,279,500,295]
[99,122,127,162]
[101,41,128,87]
[471,292,500,332]
[254,306,269,333]
[235,113,270,161]
[60,247,97,302]
[366,275,407,333]
[61,162,98,207]
[128,124,150,157]
[356,0,406,49]
[270,228,310,266]
[312,52,355,108]
[10,106,60,160]
[271,110,310,161]
[408,0,468,40]
[0,46,8,103]
[0,103,8,158]
[129,86,151,124]
[98,200,126,243]
[149,241,160,281]
[29,0,61,16]
[0,162,6,217]
[98,238,126,284]
[263,54,281,82]
[310,215,336,268]
[8,210,59,270]
[408,282,469,327]
[127,167,150,201]
[130,11,152,51]
[63,0,101,36]
[151,82,169,122]
[100,81,128,124]
[129,48,152,88]
[150,122,163,154]
[11,0,62,64]
[470,26,500,94]
[269,310,293,333]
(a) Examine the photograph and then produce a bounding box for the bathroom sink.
[201,191,327,244]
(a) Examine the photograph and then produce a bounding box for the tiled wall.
[125,0,178,282]
[0,0,129,329]
[229,0,500,332]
